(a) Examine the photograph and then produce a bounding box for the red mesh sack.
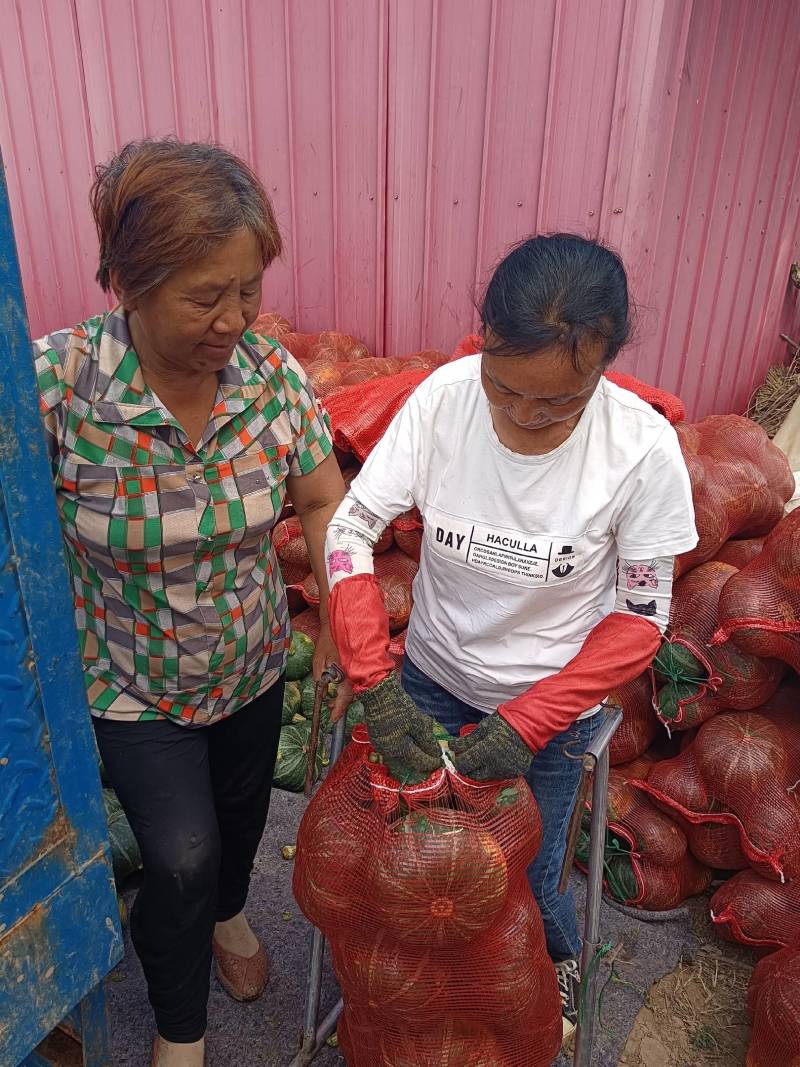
[674,417,793,577]
[251,311,292,340]
[711,869,800,950]
[273,516,311,585]
[393,506,423,532]
[713,509,800,673]
[652,561,784,731]
[746,947,800,1066]
[633,688,800,881]
[325,369,437,461]
[296,549,417,632]
[294,726,562,1067]
[278,331,321,365]
[307,330,370,363]
[712,537,765,569]
[291,607,322,643]
[449,333,686,422]
[575,758,712,910]
[388,629,406,668]
[608,672,659,766]
[395,525,423,564]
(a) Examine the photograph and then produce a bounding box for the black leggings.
[94,679,285,1043]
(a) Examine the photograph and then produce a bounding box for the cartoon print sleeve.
[325,491,388,588]
[614,555,674,633]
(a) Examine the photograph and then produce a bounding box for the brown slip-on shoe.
[212,939,269,1002]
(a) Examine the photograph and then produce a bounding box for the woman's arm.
[286,454,350,698]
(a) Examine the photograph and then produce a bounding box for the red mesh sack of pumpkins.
[273,516,311,585]
[608,672,659,766]
[294,724,562,1067]
[574,757,711,910]
[307,330,371,363]
[250,310,292,340]
[712,537,765,569]
[633,686,800,882]
[674,417,793,578]
[746,947,800,1067]
[713,509,800,673]
[277,331,321,365]
[711,869,800,951]
[652,561,784,732]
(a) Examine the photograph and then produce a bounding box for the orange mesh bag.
[395,525,423,564]
[634,689,800,882]
[325,369,436,461]
[307,330,371,363]
[711,869,800,950]
[674,417,793,577]
[713,509,800,673]
[251,311,292,339]
[712,537,765,569]
[746,947,800,1067]
[290,607,322,642]
[295,549,417,632]
[295,726,562,1067]
[278,331,320,365]
[652,561,784,731]
[388,629,407,668]
[393,506,423,532]
[575,757,712,909]
[608,672,659,766]
[273,516,311,586]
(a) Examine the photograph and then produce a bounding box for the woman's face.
[480,337,606,436]
[120,227,264,376]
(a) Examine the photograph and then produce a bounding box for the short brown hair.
[91,138,282,298]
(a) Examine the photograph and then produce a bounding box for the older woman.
[33,139,346,1066]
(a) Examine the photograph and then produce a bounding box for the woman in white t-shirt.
[324,234,697,1026]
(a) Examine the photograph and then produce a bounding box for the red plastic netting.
[325,369,433,461]
[394,525,423,564]
[575,757,712,910]
[295,549,417,632]
[746,947,800,1067]
[294,726,562,1066]
[633,685,800,881]
[274,516,311,585]
[449,333,686,423]
[251,311,292,340]
[291,607,323,644]
[608,672,659,766]
[307,353,449,399]
[652,561,784,731]
[711,869,800,951]
[674,417,793,577]
[712,537,765,569]
[713,509,800,673]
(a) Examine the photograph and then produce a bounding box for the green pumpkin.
[655,680,701,722]
[383,719,451,785]
[653,642,706,687]
[103,789,142,885]
[604,853,639,903]
[273,722,323,793]
[345,700,366,733]
[282,681,302,725]
[287,631,315,681]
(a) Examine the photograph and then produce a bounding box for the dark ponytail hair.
[479,234,631,367]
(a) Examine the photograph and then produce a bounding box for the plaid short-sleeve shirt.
[34,307,332,726]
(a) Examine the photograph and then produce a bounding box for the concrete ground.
[96,783,726,1067]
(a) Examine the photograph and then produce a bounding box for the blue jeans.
[401,656,600,962]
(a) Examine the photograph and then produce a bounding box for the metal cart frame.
[288,706,622,1067]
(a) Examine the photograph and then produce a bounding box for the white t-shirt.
[351,355,698,713]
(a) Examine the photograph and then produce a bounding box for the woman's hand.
[313,620,353,722]
[451,713,533,781]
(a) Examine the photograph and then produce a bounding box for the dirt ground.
[619,894,756,1067]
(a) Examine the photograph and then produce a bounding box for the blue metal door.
[0,154,122,1065]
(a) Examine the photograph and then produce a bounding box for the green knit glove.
[450,713,533,781]
[360,672,443,776]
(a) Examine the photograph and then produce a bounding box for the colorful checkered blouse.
[34,307,332,726]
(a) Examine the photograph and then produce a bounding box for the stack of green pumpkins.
[276,631,365,793]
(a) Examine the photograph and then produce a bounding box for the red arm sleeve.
[327,574,396,692]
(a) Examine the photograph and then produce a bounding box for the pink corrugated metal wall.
[1,0,798,418]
